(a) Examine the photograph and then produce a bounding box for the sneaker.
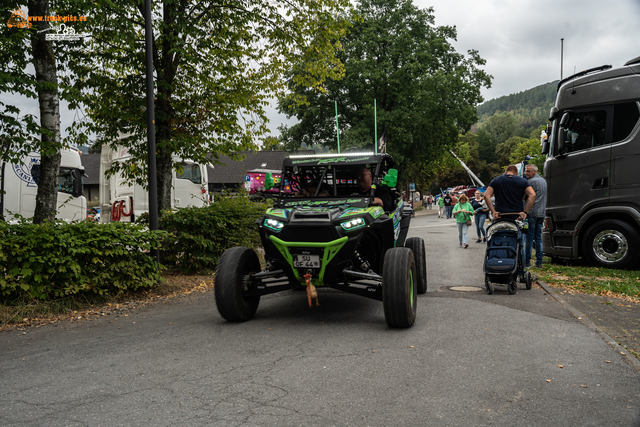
[525,262,531,268]
[535,263,542,268]
[463,243,469,249]
[476,239,482,243]
[482,237,486,243]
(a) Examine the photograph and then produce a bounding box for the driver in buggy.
[353,167,393,211]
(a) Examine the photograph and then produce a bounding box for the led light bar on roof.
[288,152,375,159]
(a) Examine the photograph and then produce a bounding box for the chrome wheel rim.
[592,229,628,263]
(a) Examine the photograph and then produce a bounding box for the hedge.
[0,220,168,300]
[156,194,268,272]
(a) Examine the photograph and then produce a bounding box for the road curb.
[537,279,640,372]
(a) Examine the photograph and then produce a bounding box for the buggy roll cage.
[265,153,398,200]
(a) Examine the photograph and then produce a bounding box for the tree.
[496,136,527,167]
[1,4,68,223]
[476,111,523,165]
[64,0,352,213]
[277,0,491,175]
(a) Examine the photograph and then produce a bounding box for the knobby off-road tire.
[214,247,261,322]
[582,219,640,269]
[405,237,427,294]
[382,247,417,328]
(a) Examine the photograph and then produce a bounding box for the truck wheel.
[214,247,261,321]
[582,220,640,269]
[382,248,417,328]
[405,237,427,294]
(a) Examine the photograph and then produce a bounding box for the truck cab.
[1,148,87,222]
[99,145,209,222]
[542,56,640,268]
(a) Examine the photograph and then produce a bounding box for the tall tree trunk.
[156,144,173,214]
[29,0,61,224]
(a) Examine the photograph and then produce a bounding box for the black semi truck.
[542,55,640,269]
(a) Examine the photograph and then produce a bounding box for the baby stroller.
[483,216,532,295]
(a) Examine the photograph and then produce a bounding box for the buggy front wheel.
[525,271,532,290]
[507,277,518,295]
[214,247,261,322]
[382,248,417,328]
[485,277,493,295]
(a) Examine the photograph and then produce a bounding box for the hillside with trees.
[429,82,559,194]
[477,81,559,134]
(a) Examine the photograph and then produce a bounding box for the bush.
[0,220,168,300]
[156,193,268,272]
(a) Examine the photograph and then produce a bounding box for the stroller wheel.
[485,277,493,295]
[525,271,532,290]
[507,277,518,295]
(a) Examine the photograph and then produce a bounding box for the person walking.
[484,165,536,264]
[523,164,547,268]
[443,192,453,218]
[437,194,445,218]
[453,194,474,248]
[471,190,489,243]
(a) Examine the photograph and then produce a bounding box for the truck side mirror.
[265,173,274,190]
[541,140,549,155]
[560,112,571,127]
[71,169,83,197]
[557,128,565,154]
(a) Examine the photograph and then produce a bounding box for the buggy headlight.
[264,218,284,232]
[340,217,366,231]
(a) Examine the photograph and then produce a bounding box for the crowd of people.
[423,164,548,267]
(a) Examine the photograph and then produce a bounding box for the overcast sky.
[8,0,640,141]
[416,0,640,101]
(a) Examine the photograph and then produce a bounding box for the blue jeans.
[457,222,469,244]
[525,216,544,266]
[475,213,487,239]
[445,206,453,218]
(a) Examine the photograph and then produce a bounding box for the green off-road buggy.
[214,153,427,327]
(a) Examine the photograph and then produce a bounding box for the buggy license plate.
[292,254,321,268]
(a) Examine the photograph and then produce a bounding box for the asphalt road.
[2,212,639,426]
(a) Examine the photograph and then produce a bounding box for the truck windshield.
[176,163,202,184]
[58,167,80,195]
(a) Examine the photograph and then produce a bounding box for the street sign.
[409,183,415,191]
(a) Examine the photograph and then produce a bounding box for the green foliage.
[277,0,491,174]
[509,136,546,171]
[61,0,353,212]
[477,81,558,133]
[155,194,269,272]
[0,220,167,300]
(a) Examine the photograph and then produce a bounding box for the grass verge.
[535,254,640,302]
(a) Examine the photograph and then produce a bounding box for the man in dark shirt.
[484,165,536,269]
[443,192,453,218]
[484,165,535,220]
[355,167,393,211]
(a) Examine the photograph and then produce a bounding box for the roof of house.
[80,150,315,186]
[80,153,101,185]
[207,151,290,184]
